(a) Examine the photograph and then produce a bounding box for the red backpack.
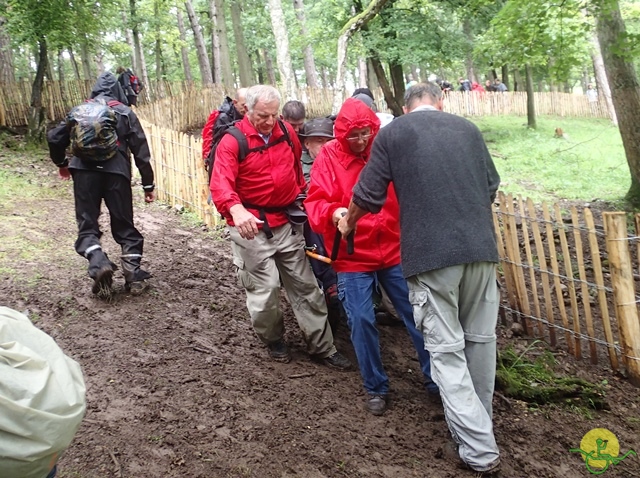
[129,73,141,94]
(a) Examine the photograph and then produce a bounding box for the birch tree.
[267,0,296,99]
[231,0,254,87]
[333,0,391,113]
[208,0,221,83]
[176,9,193,83]
[293,0,318,88]
[591,33,617,124]
[185,0,213,85]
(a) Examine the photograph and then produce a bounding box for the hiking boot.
[365,395,388,416]
[91,265,114,297]
[267,340,291,363]
[125,280,149,296]
[320,351,352,371]
[438,442,501,476]
[375,310,402,326]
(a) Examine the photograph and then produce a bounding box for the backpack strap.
[226,126,250,162]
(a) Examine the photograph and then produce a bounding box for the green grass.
[470,116,629,205]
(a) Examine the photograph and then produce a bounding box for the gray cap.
[301,117,334,138]
[352,93,374,108]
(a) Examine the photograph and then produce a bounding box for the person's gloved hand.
[58,167,71,180]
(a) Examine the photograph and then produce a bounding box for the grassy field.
[470,115,629,206]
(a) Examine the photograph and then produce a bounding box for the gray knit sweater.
[352,109,500,278]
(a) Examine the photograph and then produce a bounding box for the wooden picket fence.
[494,191,640,384]
[1,79,611,128]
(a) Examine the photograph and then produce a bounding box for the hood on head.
[334,97,380,157]
[90,72,129,104]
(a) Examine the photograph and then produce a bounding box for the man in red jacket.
[210,85,350,370]
[305,98,437,415]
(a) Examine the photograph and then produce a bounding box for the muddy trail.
[1,151,639,478]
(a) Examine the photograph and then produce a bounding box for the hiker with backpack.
[47,72,156,297]
[304,98,437,415]
[202,88,248,178]
[116,66,142,106]
[210,84,351,370]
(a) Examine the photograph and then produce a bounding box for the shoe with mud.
[438,442,501,476]
[365,395,387,416]
[267,340,292,363]
[125,280,149,296]
[320,351,352,371]
[91,265,114,297]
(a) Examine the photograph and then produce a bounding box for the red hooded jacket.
[210,115,304,228]
[305,98,401,273]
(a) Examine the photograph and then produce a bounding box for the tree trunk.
[57,48,68,104]
[130,0,142,75]
[79,38,93,80]
[176,9,193,83]
[367,58,379,90]
[411,65,420,82]
[68,47,81,80]
[27,38,48,145]
[389,61,404,107]
[0,16,15,82]
[525,64,536,129]
[513,68,521,91]
[213,0,234,89]
[185,0,214,86]
[254,50,265,84]
[94,51,106,75]
[358,58,368,88]
[230,0,254,87]
[46,52,55,80]
[263,48,277,84]
[333,0,391,112]
[208,0,221,83]
[462,19,476,83]
[122,11,136,71]
[154,0,165,80]
[591,33,617,124]
[501,64,509,90]
[596,0,640,205]
[268,0,296,99]
[370,56,402,116]
[293,0,319,88]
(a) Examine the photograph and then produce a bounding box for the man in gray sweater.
[338,82,501,475]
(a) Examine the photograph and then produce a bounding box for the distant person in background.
[116,66,142,106]
[0,306,86,478]
[351,88,394,128]
[458,77,471,92]
[485,80,496,92]
[282,100,306,137]
[586,84,598,112]
[202,88,248,164]
[471,81,485,93]
[405,74,418,89]
[493,78,508,92]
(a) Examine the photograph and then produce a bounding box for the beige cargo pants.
[228,223,336,358]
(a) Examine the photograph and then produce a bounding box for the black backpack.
[67,99,120,163]
[206,119,293,184]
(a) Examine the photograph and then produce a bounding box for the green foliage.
[471,115,630,203]
[496,342,607,409]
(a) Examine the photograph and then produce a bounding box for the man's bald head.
[234,88,248,116]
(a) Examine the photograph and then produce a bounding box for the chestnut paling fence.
[0,79,611,128]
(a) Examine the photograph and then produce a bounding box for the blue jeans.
[337,265,437,396]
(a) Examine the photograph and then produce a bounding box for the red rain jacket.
[210,115,304,228]
[305,98,401,273]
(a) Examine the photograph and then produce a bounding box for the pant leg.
[71,170,105,257]
[377,265,436,393]
[408,267,499,471]
[228,226,284,345]
[272,223,336,357]
[102,173,144,256]
[459,262,499,418]
[337,270,388,395]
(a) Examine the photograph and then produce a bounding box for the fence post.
[604,212,640,386]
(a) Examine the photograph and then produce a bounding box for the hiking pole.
[305,249,332,264]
